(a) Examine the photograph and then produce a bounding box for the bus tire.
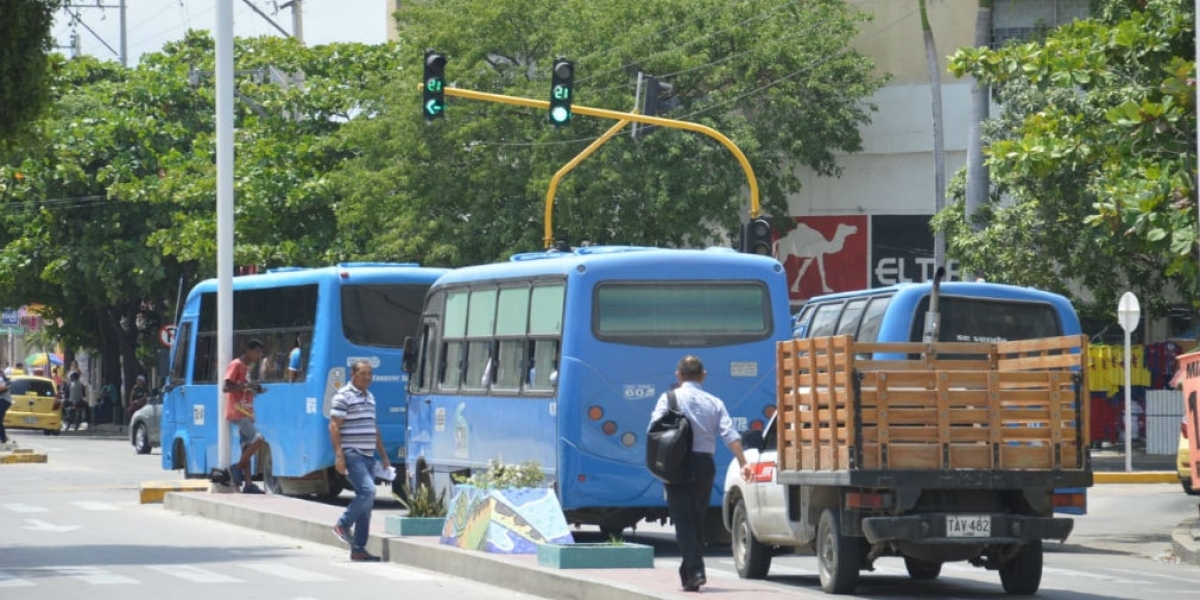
[260,445,282,495]
[999,540,1042,595]
[390,463,409,503]
[817,508,860,594]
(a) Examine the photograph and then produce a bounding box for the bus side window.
[834,298,868,337]
[170,323,193,385]
[856,296,891,342]
[806,302,844,338]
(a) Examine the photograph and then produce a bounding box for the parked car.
[130,391,162,454]
[2,376,61,435]
[1180,415,1197,496]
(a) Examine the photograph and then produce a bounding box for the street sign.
[159,324,178,348]
[1,310,17,326]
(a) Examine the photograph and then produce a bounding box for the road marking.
[1041,566,1146,584]
[44,566,139,585]
[0,571,34,587]
[70,501,120,511]
[22,518,80,533]
[242,564,341,582]
[147,564,242,583]
[2,503,47,513]
[331,562,441,580]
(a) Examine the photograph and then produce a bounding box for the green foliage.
[329,0,885,265]
[944,0,1196,316]
[396,483,448,517]
[453,460,546,489]
[0,0,62,146]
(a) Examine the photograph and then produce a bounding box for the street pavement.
[4,425,1198,598]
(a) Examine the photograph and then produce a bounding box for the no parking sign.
[159,324,178,348]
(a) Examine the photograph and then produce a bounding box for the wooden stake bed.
[776,335,1089,477]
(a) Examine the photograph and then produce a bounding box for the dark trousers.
[0,399,10,442]
[665,452,715,584]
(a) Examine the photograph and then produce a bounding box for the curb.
[1170,518,1200,567]
[0,450,48,464]
[1092,471,1179,484]
[139,480,212,504]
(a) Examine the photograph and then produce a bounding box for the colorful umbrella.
[24,352,63,367]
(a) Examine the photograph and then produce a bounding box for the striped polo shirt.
[330,382,377,455]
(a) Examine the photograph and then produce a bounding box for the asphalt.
[3,425,1197,597]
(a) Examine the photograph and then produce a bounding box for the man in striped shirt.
[329,359,391,562]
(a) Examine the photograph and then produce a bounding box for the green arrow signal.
[425,99,444,116]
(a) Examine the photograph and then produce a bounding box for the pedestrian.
[224,339,266,494]
[647,355,752,592]
[0,370,12,444]
[100,378,118,424]
[329,359,390,562]
[65,372,86,431]
[128,375,150,420]
[287,335,303,382]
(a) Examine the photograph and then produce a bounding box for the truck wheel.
[999,539,1043,595]
[732,499,772,579]
[904,556,942,580]
[817,508,861,594]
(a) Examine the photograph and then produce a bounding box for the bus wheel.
[320,467,345,501]
[390,463,409,503]
[260,445,282,495]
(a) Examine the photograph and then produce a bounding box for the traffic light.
[741,217,773,255]
[549,58,574,126]
[423,50,447,120]
[637,75,673,137]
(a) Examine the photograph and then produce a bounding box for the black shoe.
[350,550,381,562]
[683,573,705,592]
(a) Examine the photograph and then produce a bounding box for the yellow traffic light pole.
[434,86,761,248]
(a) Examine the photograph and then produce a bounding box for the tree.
[329,0,886,266]
[944,0,1195,318]
[0,33,402,395]
[0,0,62,146]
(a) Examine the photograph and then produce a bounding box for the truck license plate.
[946,515,990,538]
[23,416,38,425]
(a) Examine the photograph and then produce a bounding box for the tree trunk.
[920,0,947,271]
[965,0,993,280]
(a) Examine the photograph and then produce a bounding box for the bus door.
[406,317,441,487]
[162,321,205,474]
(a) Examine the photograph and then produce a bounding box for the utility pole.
[61,1,128,66]
[280,0,305,45]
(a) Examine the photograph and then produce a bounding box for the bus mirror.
[402,336,417,375]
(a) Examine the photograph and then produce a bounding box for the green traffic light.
[550,106,571,124]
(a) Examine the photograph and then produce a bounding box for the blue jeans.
[337,450,377,552]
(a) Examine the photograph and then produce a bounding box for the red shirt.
[224,358,256,420]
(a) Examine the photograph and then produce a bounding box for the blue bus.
[161,263,447,497]
[405,246,791,534]
[791,280,1090,514]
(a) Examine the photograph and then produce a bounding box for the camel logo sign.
[774,216,867,301]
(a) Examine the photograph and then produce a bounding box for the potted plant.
[537,533,655,569]
[440,460,575,553]
[384,481,448,536]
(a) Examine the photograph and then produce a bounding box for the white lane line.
[44,566,139,585]
[1041,566,1147,584]
[22,518,79,533]
[241,564,341,582]
[146,564,243,583]
[1101,567,1198,584]
[330,562,441,581]
[70,501,120,511]
[2,504,48,513]
[0,571,35,587]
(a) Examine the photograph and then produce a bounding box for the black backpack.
[646,391,693,484]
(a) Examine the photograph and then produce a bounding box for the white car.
[721,415,791,579]
[130,393,162,455]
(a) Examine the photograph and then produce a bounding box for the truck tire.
[817,508,861,594]
[999,539,1043,595]
[904,556,942,580]
[732,499,772,579]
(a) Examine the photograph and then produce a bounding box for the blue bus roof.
[803,281,1073,306]
[430,246,783,288]
[187,263,449,297]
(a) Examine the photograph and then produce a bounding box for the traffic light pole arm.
[437,86,762,218]
[545,119,632,248]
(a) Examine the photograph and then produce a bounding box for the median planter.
[385,515,446,536]
[537,542,655,569]
[440,484,574,553]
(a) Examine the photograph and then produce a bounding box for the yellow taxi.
[3,376,61,436]
[1181,415,1197,495]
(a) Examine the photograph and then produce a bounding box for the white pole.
[1123,329,1132,473]
[216,0,235,477]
